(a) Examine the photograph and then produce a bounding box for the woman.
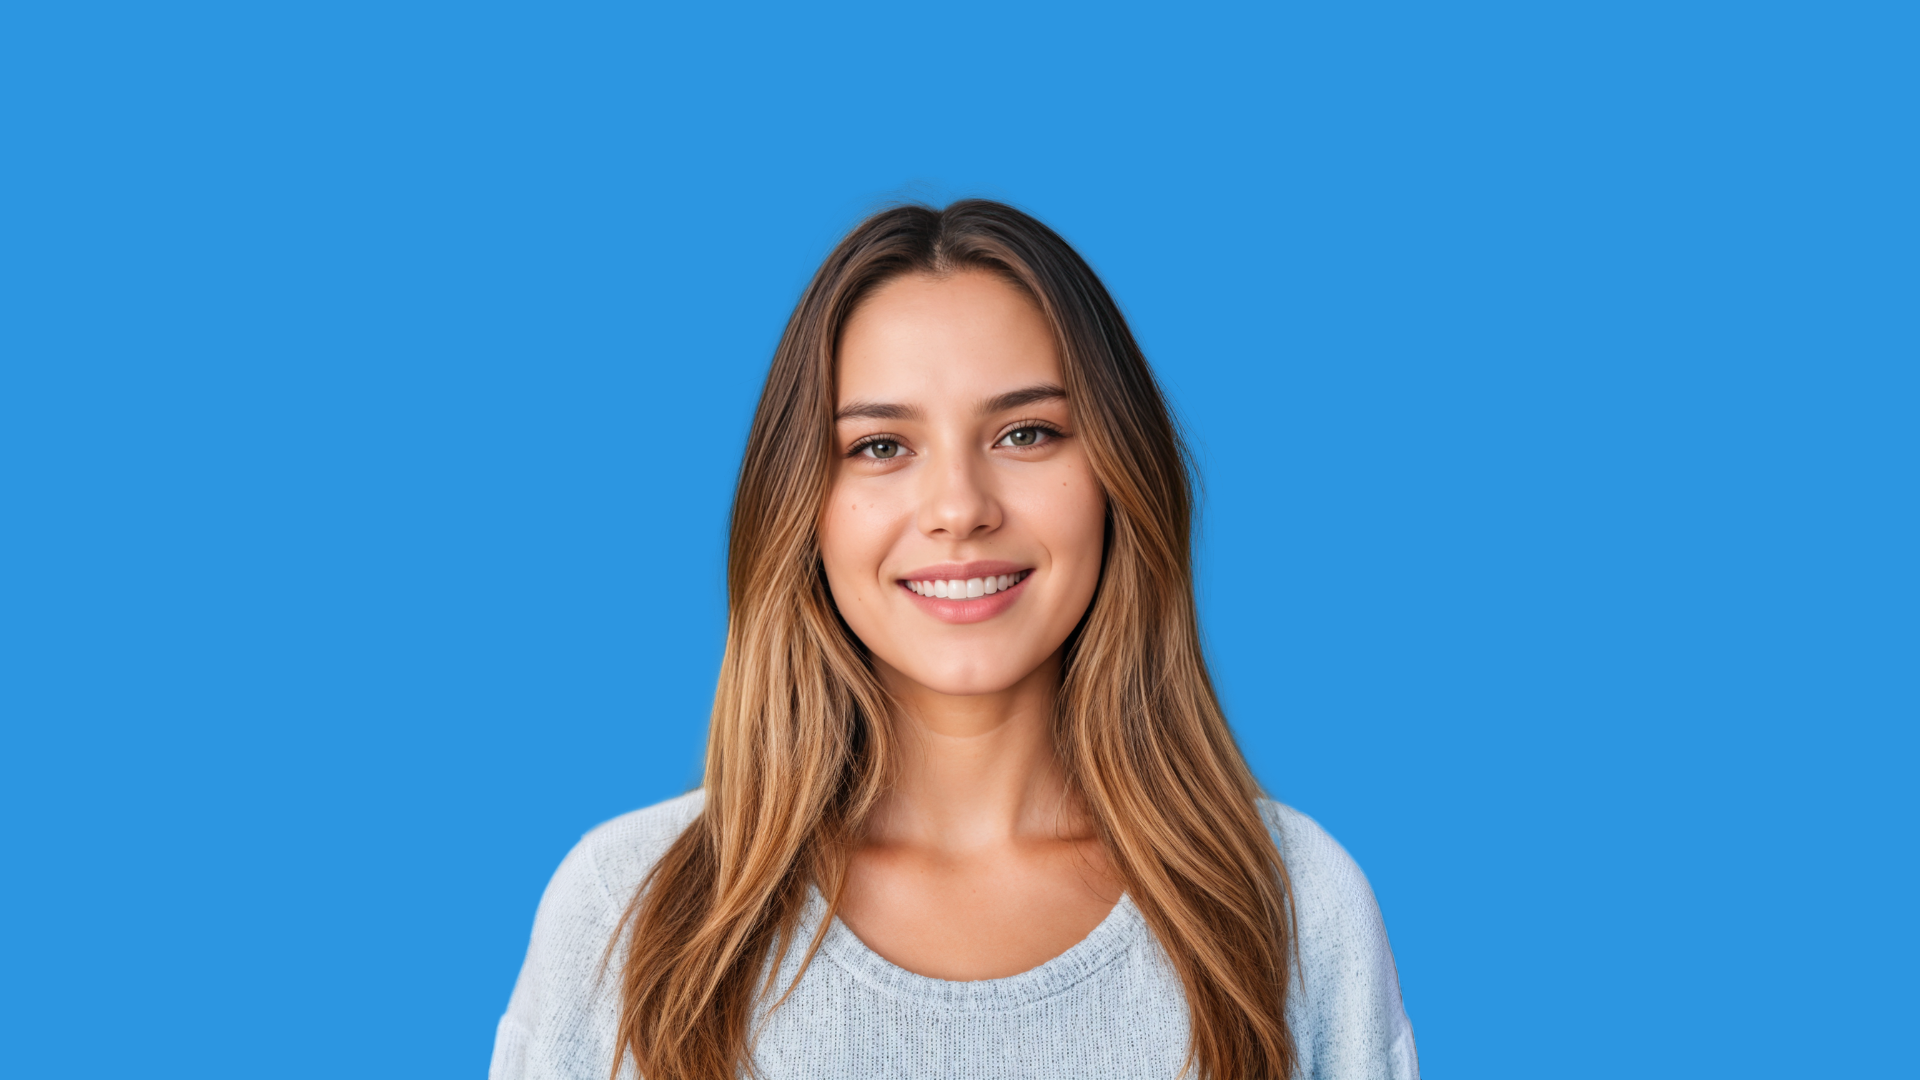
[491,200,1417,1080]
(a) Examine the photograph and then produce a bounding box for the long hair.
[613,200,1297,1080]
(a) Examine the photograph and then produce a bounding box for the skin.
[818,269,1120,981]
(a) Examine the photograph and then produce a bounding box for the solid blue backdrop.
[2,2,1913,1077]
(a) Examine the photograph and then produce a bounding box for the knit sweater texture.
[491,791,1418,1079]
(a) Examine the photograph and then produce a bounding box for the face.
[819,270,1108,700]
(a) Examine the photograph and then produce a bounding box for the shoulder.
[567,788,707,906]
[492,791,707,1079]
[1255,798,1388,957]
[576,780,714,891]
[1256,799,1419,1079]
[526,789,708,944]
[1256,799,1376,924]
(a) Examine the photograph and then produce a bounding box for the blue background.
[3,2,1913,1076]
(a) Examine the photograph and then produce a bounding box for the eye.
[996,426,1055,448]
[857,438,903,460]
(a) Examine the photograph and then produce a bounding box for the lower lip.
[900,574,1031,625]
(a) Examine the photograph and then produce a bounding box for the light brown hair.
[612,200,1297,1079]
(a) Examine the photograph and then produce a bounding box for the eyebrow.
[982,383,1067,415]
[834,400,924,422]
[833,383,1067,423]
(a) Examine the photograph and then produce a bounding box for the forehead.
[836,270,1060,404]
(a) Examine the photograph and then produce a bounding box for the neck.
[866,652,1083,851]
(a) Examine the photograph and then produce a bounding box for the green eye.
[866,440,900,459]
[1001,427,1044,447]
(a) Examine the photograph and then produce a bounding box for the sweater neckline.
[801,888,1146,1011]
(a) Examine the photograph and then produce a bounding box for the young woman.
[491,201,1417,1080]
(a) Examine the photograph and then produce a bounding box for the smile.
[895,563,1034,625]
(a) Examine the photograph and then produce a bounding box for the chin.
[893,658,1038,698]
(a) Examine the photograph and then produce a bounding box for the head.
[616,201,1297,1080]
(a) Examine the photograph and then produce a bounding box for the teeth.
[908,570,1026,598]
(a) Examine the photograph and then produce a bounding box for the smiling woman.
[490,201,1418,1080]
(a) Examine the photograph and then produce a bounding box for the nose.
[917,447,1001,541]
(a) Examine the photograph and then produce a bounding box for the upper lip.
[897,560,1029,581]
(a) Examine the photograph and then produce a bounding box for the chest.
[835,836,1122,981]
[747,930,1192,1080]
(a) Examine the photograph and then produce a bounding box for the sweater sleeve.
[1263,802,1419,1080]
[490,831,631,1080]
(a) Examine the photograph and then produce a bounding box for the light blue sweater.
[492,791,1417,1079]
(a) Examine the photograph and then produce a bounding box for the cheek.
[1015,465,1108,582]
[1056,484,1109,580]
[817,484,897,593]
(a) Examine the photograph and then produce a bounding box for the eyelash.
[996,421,1065,448]
[845,421,1067,459]
[848,434,906,459]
